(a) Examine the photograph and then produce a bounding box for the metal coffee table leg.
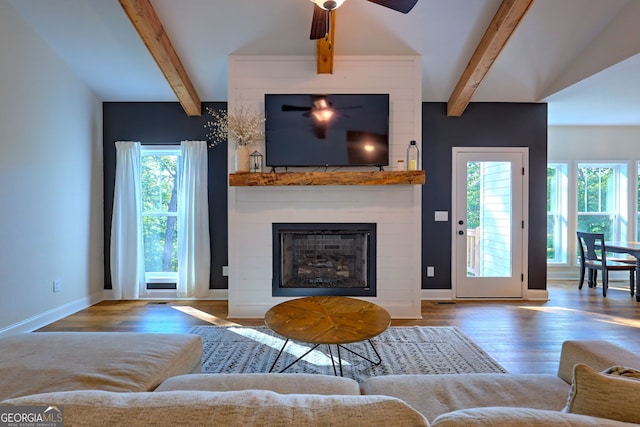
[269,338,322,373]
[327,344,338,376]
[337,339,383,366]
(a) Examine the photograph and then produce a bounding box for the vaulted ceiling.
[8,0,640,125]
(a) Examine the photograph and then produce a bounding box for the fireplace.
[272,223,376,297]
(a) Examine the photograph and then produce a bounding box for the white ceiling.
[7,0,640,126]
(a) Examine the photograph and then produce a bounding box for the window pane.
[577,167,614,213]
[143,215,178,273]
[577,214,614,240]
[466,161,512,277]
[547,213,556,260]
[466,161,480,230]
[547,164,568,263]
[576,164,621,241]
[141,154,179,214]
[547,167,556,212]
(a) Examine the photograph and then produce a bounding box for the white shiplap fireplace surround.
[227,56,422,319]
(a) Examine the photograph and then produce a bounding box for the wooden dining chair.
[577,232,636,297]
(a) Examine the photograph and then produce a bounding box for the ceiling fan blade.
[282,105,312,112]
[310,4,330,40]
[366,0,418,14]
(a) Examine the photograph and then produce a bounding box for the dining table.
[605,241,640,302]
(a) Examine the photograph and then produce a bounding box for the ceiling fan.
[309,0,419,40]
[281,96,362,138]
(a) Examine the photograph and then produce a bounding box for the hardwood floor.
[37,281,640,375]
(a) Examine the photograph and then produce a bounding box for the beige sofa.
[2,337,640,426]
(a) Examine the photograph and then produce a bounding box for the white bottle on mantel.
[406,140,419,171]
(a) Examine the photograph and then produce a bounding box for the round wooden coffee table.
[264,296,391,376]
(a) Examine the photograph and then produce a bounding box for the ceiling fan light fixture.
[311,98,335,122]
[310,0,346,11]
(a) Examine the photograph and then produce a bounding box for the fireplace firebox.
[272,223,376,297]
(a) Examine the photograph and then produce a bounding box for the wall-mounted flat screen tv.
[264,93,389,168]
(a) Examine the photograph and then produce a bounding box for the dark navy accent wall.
[421,102,548,291]
[103,102,228,290]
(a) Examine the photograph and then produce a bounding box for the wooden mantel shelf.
[229,171,425,186]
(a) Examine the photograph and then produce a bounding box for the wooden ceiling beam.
[317,10,336,74]
[119,0,201,116]
[447,0,534,117]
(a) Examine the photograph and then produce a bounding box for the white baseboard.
[102,289,229,300]
[421,288,549,301]
[0,292,104,336]
[421,289,454,300]
[525,289,549,301]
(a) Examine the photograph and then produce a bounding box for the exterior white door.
[452,148,528,298]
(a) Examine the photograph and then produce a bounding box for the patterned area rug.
[189,325,507,382]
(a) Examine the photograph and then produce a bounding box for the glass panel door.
[453,148,526,298]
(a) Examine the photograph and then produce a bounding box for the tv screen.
[264,94,389,168]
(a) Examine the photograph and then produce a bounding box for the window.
[141,146,182,287]
[576,163,628,241]
[547,163,568,263]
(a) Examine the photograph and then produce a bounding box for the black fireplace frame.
[272,223,377,297]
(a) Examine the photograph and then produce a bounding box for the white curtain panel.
[177,141,211,297]
[110,141,146,299]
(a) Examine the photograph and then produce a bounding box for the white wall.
[227,56,423,318]
[0,0,104,333]
[548,125,640,280]
[549,126,640,160]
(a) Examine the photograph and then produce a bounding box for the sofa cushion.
[1,390,430,427]
[431,407,637,427]
[360,373,570,422]
[0,332,202,401]
[565,363,640,424]
[156,373,360,395]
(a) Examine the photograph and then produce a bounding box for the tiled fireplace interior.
[272,223,376,297]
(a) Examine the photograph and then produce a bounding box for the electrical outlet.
[53,280,62,293]
[427,266,435,277]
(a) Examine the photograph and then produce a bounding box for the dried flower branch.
[204,107,228,147]
[204,105,265,148]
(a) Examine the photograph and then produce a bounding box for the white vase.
[235,145,250,172]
